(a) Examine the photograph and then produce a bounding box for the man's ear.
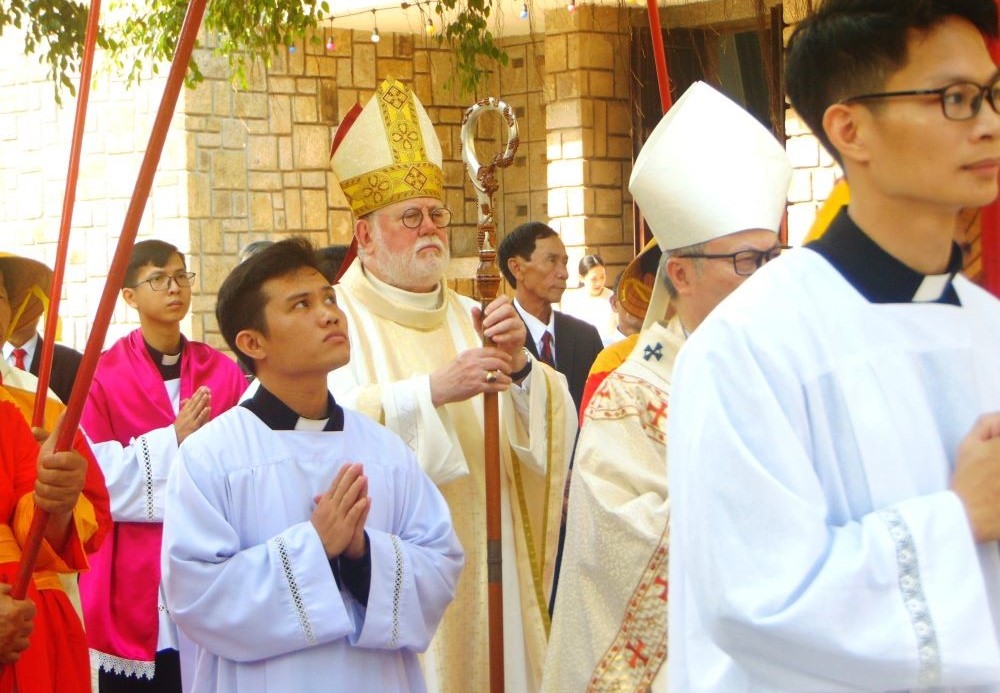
[121,287,138,310]
[506,256,523,285]
[665,256,693,296]
[355,217,374,254]
[235,330,266,368]
[823,103,870,166]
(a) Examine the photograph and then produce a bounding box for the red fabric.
[0,401,92,693]
[329,102,364,284]
[10,350,25,371]
[984,17,1000,298]
[79,329,247,667]
[0,370,112,559]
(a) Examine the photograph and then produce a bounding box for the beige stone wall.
[544,5,635,286]
[183,27,555,346]
[784,110,841,245]
[0,32,192,352]
[0,6,696,354]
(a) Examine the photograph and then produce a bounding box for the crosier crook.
[460,97,519,693]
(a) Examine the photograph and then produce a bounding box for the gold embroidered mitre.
[330,78,444,217]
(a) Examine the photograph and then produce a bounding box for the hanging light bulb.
[288,44,297,54]
[371,10,381,43]
[325,31,335,51]
[567,0,576,11]
[519,2,529,19]
[425,16,436,36]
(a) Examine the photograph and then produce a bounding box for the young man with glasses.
[668,2,1000,690]
[79,239,247,692]
[328,78,577,693]
[542,81,791,692]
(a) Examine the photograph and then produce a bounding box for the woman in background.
[561,254,616,340]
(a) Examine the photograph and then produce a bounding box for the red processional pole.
[646,0,673,113]
[12,0,210,600]
[31,0,102,429]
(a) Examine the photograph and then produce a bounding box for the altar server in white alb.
[328,78,576,693]
[542,81,791,692]
[161,238,463,692]
[669,1,1000,690]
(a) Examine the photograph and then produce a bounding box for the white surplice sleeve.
[87,425,178,522]
[162,454,356,663]
[350,451,464,652]
[668,322,1000,691]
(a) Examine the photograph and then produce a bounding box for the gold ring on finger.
[485,370,498,383]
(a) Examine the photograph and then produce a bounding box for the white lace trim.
[877,507,940,685]
[138,435,155,521]
[272,535,316,646]
[390,534,404,647]
[90,648,156,680]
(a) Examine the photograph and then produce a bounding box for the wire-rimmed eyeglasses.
[839,74,1000,121]
[132,272,197,291]
[394,207,453,229]
[677,245,788,277]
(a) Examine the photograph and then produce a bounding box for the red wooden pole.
[982,10,1000,298]
[646,0,672,113]
[32,0,102,428]
[12,0,210,600]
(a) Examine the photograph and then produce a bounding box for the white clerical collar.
[365,267,442,310]
[514,298,555,349]
[294,417,330,432]
[807,209,962,305]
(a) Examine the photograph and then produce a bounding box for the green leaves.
[6,0,507,102]
[435,0,509,94]
[1,0,90,103]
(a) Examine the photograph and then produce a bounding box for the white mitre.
[628,81,792,329]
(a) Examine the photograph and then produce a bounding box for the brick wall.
[0,32,192,349]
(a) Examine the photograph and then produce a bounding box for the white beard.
[366,226,450,291]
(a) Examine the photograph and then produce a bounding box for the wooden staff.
[31,0,102,429]
[460,98,519,693]
[12,0,210,600]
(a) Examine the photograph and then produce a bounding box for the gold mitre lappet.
[330,78,444,218]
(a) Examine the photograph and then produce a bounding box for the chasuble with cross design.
[542,317,683,692]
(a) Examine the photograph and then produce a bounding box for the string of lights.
[289,0,545,52]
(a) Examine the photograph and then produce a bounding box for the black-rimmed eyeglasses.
[132,272,197,291]
[393,207,452,229]
[839,74,1000,121]
[677,245,788,277]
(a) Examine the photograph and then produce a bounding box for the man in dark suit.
[498,221,604,415]
[4,313,83,404]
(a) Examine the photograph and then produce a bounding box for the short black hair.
[578,254,605,278]
[126,240,184,287]
[497,221,559,288]
[316,245,351,283]
[216,237,325,374]
[238,240,275,263]
[786,0,998,163]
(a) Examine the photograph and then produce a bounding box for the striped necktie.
[540,331,554,367]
